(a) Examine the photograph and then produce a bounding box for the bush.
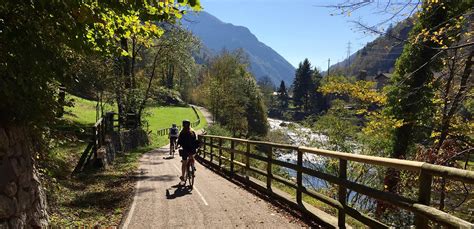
[153,87,186,106]
[204,124,232,137]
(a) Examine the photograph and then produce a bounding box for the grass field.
[144,105,207,132]
[144,105,208,147]
[64,95,207,137]
[63,95,116,125]
[62,95,208,148]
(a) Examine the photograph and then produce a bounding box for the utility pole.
[327,58,331,76]
[346,41,352,67]
[346,41,352,76]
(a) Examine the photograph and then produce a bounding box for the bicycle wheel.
[187,164,194,188]
[169,141,173,156]
[171,143,174,157]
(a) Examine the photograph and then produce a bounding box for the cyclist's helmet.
[172,124,177,127]
[182,120,191,126]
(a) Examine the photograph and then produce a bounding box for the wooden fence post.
[203,137,207,158]
[101,119,106,144]
[99,121,102,146]
[209,137,214,162]
[92,126,98,159]
[197,135,202,156]
[266,145,272,191]
[210,137,214,163]
[296,149,303,205]
[230,140,235,176]
[246,141,250,182]
[338,159,347,228]
[218,138,223,168]
[415,170,432,228]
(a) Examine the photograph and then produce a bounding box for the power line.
[327,58,331,76]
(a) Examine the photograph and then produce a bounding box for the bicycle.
[169,137,177,157]
[179,149,196,188]
[186,155,195,188]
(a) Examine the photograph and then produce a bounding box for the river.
[268,118,332,189]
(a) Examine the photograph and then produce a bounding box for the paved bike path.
[121,146,304,228]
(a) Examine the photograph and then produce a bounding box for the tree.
[384,0,472,199]
[246,78,270,137]
[199,50,268,137]
[292,59,327,114]
[0,0,201,125]
[257,75,276,109]
[309,68,327,113]
[136,26,201,119]
[0,1,201,226]
[277,80,289,109]
[292,58,314,112]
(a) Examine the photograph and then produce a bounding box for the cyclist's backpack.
[170,127,179,137]
[193,137,201,150]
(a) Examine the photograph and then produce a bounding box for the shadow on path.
[163,156,176,160]
[130,174,176,183]
[142,161,164,165]
[166,184,193,199]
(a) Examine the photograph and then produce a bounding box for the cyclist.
[169,124,179,156]
[177,120,199,182]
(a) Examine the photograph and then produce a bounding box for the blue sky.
[199,0,411,70]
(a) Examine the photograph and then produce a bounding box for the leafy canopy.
[0,0,201,125]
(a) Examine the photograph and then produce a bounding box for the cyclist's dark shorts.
[170,136,178,142]
[180,149,196,161]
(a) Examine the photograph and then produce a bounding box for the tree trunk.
[138,52,160,120]
[0,126,49,228]
[121,38,131,90]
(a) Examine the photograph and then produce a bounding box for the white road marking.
[172,163,209,206]
[122,169,141,229]
[192,185,209,206]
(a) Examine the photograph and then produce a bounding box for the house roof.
[375,73,392,79]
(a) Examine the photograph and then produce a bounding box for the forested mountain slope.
[329,18,414,76]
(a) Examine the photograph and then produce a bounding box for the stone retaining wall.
[120,128,149,152]
[0,126,49,228]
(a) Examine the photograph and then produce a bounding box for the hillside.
[328,18,414,77]
[182,11,295,85]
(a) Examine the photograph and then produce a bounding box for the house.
[374,72,391,90]
[357,70,392,90]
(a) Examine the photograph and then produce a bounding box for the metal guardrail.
[197,134,474,228]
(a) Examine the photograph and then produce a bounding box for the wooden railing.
[73,112,117,173]
[197,135,474,228]
[156,119,200,136]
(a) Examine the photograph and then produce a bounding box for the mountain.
[182,11,295,85]
[327,18,414,77]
